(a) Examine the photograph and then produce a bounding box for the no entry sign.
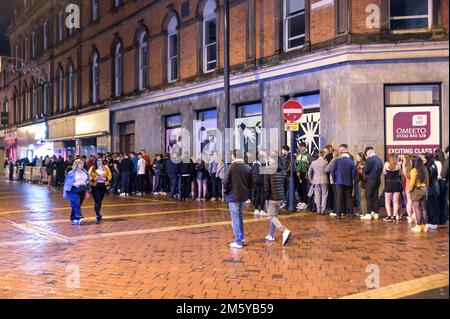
[282,100,304,122]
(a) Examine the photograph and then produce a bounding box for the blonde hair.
[387,154,398,171]
[72,159,83,171]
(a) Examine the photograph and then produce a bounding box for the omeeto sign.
[386,106,440,155]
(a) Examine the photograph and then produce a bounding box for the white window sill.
[284,45,305,53]
[390,28,431,34]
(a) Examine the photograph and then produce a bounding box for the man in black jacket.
[223,150,253,249]
[264,154,291,245]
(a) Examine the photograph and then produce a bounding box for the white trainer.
[361,214,373,220]
[229,242,243,249]
[254,209,260,216]
[282,229,291,245]
[427,224,438,230]
[259,210,268,216]
[265,235,275,242]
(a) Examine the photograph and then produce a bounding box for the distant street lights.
[0,56,48,84]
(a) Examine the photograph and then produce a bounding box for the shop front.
[74,109,110,156]
[16,123,53,161]
[47,116,76,159]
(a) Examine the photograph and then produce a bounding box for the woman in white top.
[63,159,89,225]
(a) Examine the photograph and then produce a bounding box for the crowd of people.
[3,143,449,245]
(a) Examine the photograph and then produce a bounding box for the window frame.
[203,15,217,73]
[91,52,100,104]
[58,11,64,42]
[57,68,64,112]
[283,0,306,52]
[138,31,148,91]
[31,32,36,59]
[167,17,179,83]
[389,0,433,32]
[43,22,48,50]
[92,0,100,22]
[67,63,74,109]
[114,41,123,97]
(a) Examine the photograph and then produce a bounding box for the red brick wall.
[310,0,336,43]
[351,0,383,34]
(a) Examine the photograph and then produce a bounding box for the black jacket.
[264,170,287,201]
[223,160,253,203]
[179,157,192,175]
[166,158,180,176]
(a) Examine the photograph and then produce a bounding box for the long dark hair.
[413,157,427,183]
[434,149,445,163]
[93,157,103,171]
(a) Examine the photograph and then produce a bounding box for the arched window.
[167,15,179,82]
[92,0,99,22]
[283,0,306,51]
[30,81,36,119]
[40,74,48,116]
[67,62,74,109]
[58,11,64,42]
[57,67,64,112]
[113,40,123,97]
[202,0,217,73]
[137,28,148,90]
[22,82,28,122]
[31,31,36,58]
[24,35,29,61]
[91,50,100,103]
[43,22,48,50]
[13,88,19,124]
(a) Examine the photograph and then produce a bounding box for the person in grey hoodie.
[308,149,330,215]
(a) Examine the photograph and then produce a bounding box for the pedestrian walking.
[383,154,403,222]
[88,157,112,223]
[308,149,329,215]
[409,156,429,233]
[63,159,89,225]
[360,146,383,220]
[264,154,291,245]
[223,150,253,249]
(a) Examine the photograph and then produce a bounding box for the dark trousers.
[121,171,131,194]
[9,167,14,181]
[426,186,440,225]
[210,173,218,198]
[169,175,178,198]
[18,168,24,181]
[253,183,265,211]
[91,183,107,217]
[137,174,146,193]
[326,184,334,211]
[112,171,120,194]
[299,172,308,203]
[335,184,354,217]
[69,186,86,221]
[153,174,162,192]
[131,171,137,193]
[365,178,380,214]
[437,179,448,224]
[180,175,191,200]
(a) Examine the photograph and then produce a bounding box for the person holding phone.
[89,158,112,223]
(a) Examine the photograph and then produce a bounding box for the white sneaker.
[125,193,130,196]
[119,193,126,197]
[259,210,267,216]
[196,198,202,201]
[229,242,243,249]
[265,235,275,242]
[254,209,260,216]
[280,203,286,209]
[407,217,414,224]
[160,192,167,195]
[245,199,251,204]
[361,214,373,220]
[282,229,291,245]
[371,212,379,220]
[427,224,438,230]
[211,197,216,201]
[330,213,337,217]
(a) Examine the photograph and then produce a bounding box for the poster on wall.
[288,110,321,155]
[385,106,441,156]
[193,118,218,160]
[166,127,182,156]
[234,116,262,160]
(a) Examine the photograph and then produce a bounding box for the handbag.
[410,187,427,202]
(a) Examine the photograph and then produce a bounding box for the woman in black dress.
[383,154,403,222]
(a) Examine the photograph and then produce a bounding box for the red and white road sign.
[281,100,304,122]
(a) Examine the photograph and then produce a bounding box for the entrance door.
[119,121,135,154]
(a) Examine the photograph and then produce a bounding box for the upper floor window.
[389,0,432,31]
[167,16,179,82]
[284,0,306,51]
[67,63,74,109]
[15,45,19,69]
[41,74,48,116]
[22,83,28,122]
[32,32,37,58]
[91,51,100,103]
[24,36,29,61]
[113,40,123,97]
[137,29,148,90]
[43,22,48,50]
[203,0,217,73]
[57,67,64,112]
[58,11,65,42]
[92,0,100,22]
[30,81,36,119]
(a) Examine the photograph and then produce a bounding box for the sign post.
[281,100,303,212]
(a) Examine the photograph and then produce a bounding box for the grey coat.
[308,157,329,185]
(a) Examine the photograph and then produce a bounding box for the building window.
[24,36,29,61]
[283,0,306,51]
[91,51,100,103]
[22,84,28,122]
[137,30,148,90]
[13,91,18,124]
[57,68,64,112]
[43,22,48,50]
[385,84,441,156]
[336,0,348,34]
[15,45,19,69]
[41,81,48,116]
[58,11,64,42]
[30,81,36,119]
[113,41,123,97]
[167,16,179,82]
[203,0,217,73]
[165,114,182,154]
[31,32,36,58]
[194,108,218,157]
[92,0,99,22]
[389,0,432,31]
[67,63,74,109]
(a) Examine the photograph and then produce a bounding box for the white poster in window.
[234,116,262,160]
[193,118,218,160]
[385,106,440,155]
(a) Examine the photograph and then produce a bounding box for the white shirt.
[137,158,146,175]
[74,171,87,187]
[96,168,105,183]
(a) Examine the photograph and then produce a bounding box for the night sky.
[0,0,15,56]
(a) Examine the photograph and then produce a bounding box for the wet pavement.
[0,178,448,299]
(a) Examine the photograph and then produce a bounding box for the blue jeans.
[69,186,86,221]
[169,175,178,198]
[153,174,162,192]
[228,201,245,245]
[121,171,131,194]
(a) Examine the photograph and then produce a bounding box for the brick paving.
[0,178,448,299]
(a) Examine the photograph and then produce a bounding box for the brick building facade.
[0,0,448,163]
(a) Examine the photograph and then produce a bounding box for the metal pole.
[224,0,230,166]
[288,131,295,212]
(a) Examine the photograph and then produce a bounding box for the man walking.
[361,146,383,220]
[223,150,253,249]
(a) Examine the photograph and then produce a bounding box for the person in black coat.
[179,152,193,201]
[166,153,180,199]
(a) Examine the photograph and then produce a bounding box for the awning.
[75,109,110,138]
